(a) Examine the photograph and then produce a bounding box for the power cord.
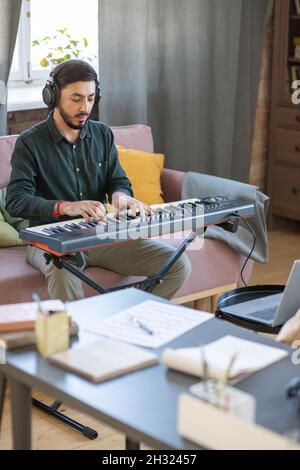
[227,214,256,288]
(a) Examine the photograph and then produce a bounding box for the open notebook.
[161,335,288,383]
[49,338,158,383]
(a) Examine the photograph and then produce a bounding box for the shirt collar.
[47,111,91,144]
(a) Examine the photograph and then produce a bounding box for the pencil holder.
[190,379,256,422]
[35,308,69,358]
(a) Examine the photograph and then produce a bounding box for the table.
[0,288,300,450]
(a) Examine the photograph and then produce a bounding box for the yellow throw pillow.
[116,145,165,205]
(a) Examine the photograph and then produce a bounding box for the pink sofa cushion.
[0,135,18,189]
[167,237,240,298]
[0,246,48,303]
[161,168,185,203]
[0,238,245,304]
[0,246,144,304]
[111,125,154,153]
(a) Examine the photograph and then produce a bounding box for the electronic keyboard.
[20,198,255,255]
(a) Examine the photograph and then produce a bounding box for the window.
[9,0,98,84]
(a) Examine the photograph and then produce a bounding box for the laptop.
[221,259,300,327]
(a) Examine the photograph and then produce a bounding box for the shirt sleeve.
[5,136,57,220]
[104,127,133,202]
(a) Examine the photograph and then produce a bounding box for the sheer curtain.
[0,0,22,135]
[98,0,269,182]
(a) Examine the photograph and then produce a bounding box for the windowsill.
[7,85,47,112]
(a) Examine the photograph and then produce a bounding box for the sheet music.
[85,300,211,348]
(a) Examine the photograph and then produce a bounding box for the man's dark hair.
[51,59,98,89]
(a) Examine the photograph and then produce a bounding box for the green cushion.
[0,189,28,247]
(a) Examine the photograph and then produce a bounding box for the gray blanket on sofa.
[181,172,270,263]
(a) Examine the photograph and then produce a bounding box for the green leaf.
[83,37,88,48]
[56,57,65,63]
[64,53,71,60]
[32,40,40,46]
[56,28,67,34]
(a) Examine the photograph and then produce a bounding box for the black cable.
[228,214,256,288]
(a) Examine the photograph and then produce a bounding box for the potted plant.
[32,27,96,68]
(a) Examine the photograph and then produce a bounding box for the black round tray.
[215,285,285,334]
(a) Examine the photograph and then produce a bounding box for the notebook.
[161,335,288,383]
[0,299,65,332]
[49,338,158,383]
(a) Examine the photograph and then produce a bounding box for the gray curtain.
[0,0,22,136]
[98,0,269,182]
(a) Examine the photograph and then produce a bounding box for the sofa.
[0,124,253,310]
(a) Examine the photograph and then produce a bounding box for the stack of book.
[0,300,78,350]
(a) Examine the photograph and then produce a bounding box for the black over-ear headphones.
[42,63,101,110]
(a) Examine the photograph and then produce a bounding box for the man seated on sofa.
[6,60,191,302]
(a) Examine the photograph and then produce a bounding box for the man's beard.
[58,105,89,130]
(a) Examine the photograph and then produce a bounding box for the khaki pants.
[27,238,191,301]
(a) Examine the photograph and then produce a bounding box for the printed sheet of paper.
[85,300,211,348]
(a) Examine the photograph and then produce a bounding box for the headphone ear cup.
[42,80,59,110]
[95,83,101,104]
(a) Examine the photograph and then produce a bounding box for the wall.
[7,106,99,135]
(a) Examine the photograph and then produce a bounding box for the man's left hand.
[111,192,154,219]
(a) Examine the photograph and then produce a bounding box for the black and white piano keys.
[20,198,255,254]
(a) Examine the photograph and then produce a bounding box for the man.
[6,60,191,301]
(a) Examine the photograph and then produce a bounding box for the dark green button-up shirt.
[6,112,133,227]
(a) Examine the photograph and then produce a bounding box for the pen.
[216,353,237,409]
[200,345,208,383]
[130,315,154,336]
[222,352,237,386]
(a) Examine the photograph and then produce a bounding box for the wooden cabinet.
[268,0,300,221]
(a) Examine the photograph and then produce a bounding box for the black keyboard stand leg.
[145,230,198,293]
[44,252,109,295]
[44,231,198,296]
[32,397,98,440]
[0,376,97,442]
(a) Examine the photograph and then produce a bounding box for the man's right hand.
[59,200,107,221]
